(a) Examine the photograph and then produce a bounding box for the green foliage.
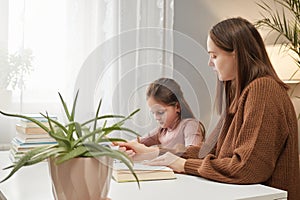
[255,0,300,72]
[0,90,140,186]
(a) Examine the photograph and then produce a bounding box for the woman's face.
[147,96,180,130]
[207,36,236,81]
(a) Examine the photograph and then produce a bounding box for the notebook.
[112,162,176,182]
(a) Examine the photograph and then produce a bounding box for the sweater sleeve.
[184,79,289,184]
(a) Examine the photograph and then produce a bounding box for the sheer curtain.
[74,0,174,139]
[1,0,106,144]
[1,0,70,144]
[1,0,174,144]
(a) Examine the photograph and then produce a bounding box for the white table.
[0,151,287,200]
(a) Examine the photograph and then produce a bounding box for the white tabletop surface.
[0,151,287,200]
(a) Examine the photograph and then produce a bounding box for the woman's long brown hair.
[209,17,288,114]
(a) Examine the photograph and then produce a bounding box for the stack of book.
[9,114,58,163]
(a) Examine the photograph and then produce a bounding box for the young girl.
[139,78,205,150]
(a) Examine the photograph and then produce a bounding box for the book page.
[114,162,173,171]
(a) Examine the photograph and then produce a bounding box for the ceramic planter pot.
[48,156,113,200]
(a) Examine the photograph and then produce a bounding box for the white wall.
[173,0,218,133]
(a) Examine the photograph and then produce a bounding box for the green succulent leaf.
[40,112,68,135]
[1,145,56,183]
[0,111,50,132]
[56,145,89,164]
[99,137,127,143]
[100,126,140,139]
[70,90,79,121]
[81,115,125,127]
[24,146,66,166]
[94,98,102,132]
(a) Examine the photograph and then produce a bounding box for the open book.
[112,162,176,182]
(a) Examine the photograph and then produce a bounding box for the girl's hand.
[143,152,186,173]
[117,140,159,161]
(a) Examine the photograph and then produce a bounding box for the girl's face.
[207,36,236,81]
[147,96,180,129]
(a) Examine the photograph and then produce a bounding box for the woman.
[119,17,300,200]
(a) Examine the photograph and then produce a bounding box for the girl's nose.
[208,58,214,67]
[154,113,161,120]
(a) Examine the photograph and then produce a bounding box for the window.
[2,0,174,144]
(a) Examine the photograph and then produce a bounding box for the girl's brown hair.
[209,17,288,114]
[146,78,194,119]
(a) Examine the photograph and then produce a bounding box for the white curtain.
[74,0,174,139]
[1,0,174,144]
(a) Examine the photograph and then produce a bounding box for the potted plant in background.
[0,48,34,91]
[0,90,140,200]
[0,48,34,147]
[255,0,299,78]
[0,48,34,109]
[255,0,300,107]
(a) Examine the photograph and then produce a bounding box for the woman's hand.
[117,140,159,161]
[143,152,186,173]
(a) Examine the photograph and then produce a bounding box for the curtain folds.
[74,0,174,138]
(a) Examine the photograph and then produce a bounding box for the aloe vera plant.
[0,90,140,185]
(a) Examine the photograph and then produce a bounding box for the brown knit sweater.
[183,77,300,200]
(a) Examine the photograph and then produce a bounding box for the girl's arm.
[118,140,187,173]
[118,140,160,161]
[139,127,161,146]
